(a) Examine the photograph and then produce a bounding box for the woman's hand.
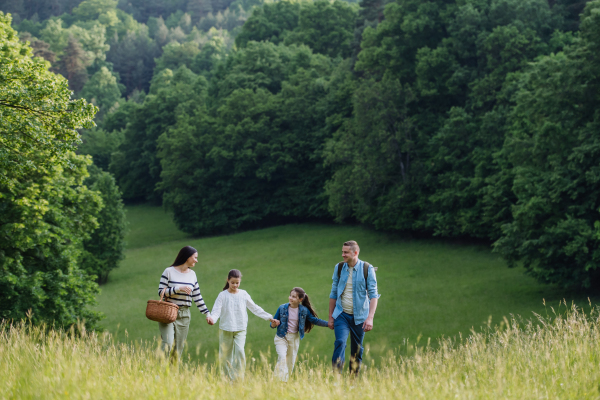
[178,285,192,295]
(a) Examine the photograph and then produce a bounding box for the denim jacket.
[329,259,381,325]
[271,303,328,340]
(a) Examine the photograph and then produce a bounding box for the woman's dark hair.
[172,246,198,267]
[291,287,319,334]
[223,269,242,291]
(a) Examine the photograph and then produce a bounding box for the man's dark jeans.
[332,312,365,373]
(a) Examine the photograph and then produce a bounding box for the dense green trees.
[420,0,567,239]
[330,0,566,236]
[79,126,124,170]
[324,76,422,230]
[235,0,300,47]
[106,28,159,95]
[0,0,84,22]
[4,0,600,290]
[110,66,200,202]
[80,65,123,114]
[236,0,358,58]
[322,0,599,288]
[0,151,104,327]
[0,12,95,186]
[285,0,358,58]
[494,1,600,288]
[1,10,128,329]
[80,165,127,284]
[159,42,336,234]
[0,12,102,327]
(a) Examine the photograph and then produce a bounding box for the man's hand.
[328,299,336,330]
[362,317,374,332]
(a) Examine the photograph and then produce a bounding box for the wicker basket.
[146,288,179,324]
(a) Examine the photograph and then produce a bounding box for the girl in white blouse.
[207,269,279,381]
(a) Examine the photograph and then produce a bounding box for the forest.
[1,0,599,326]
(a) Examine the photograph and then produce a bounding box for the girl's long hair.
[223,269,242,291]
[172,246,198,267]
[292,287,319,334]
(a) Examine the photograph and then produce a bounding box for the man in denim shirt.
[328,240,380,374]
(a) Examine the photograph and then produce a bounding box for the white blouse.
[210,289,272,332]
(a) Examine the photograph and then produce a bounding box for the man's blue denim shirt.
[329,259,381,325]
[270,303,328,340]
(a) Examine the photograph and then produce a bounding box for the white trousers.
[274,332,300,382]
[219,329,247,381]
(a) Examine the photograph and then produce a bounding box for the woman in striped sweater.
[157,245,210,360]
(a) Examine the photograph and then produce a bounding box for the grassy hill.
[95,205,592,365]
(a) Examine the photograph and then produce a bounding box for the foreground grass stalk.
[2,304,599,399]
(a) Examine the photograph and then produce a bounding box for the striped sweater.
[158,267,210,314]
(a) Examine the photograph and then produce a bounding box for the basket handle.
[160,287,167,301]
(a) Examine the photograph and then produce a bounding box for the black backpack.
[336,261,378,281]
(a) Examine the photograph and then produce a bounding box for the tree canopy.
[1,11,125,327]
[0,11,95,188]
[494,3,600,287]
[3,0,600,291]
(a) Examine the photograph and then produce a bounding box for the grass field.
[4,305,600,399]
[95,205,594,366]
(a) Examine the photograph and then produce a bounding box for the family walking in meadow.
[150,240,380,382]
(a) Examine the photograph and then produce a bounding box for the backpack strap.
[337,261,375,281]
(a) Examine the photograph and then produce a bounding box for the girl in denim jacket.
[270,287,328,381]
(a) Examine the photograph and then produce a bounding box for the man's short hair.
[343,240,360,253]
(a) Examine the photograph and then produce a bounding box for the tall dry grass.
[2,302,599,399]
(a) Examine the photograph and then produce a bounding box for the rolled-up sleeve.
[367,266,381,299]
[329,264,339,299]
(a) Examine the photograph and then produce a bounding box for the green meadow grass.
[123,204,191,249]
[4,305,600,399]
[95,205,594,366]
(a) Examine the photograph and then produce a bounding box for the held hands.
[328,317,334,330]
[270,318,280,327]
[206,316,215,325]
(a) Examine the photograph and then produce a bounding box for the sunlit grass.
[3,302,599,399]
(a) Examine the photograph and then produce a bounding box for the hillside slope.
[95,205,591,364]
